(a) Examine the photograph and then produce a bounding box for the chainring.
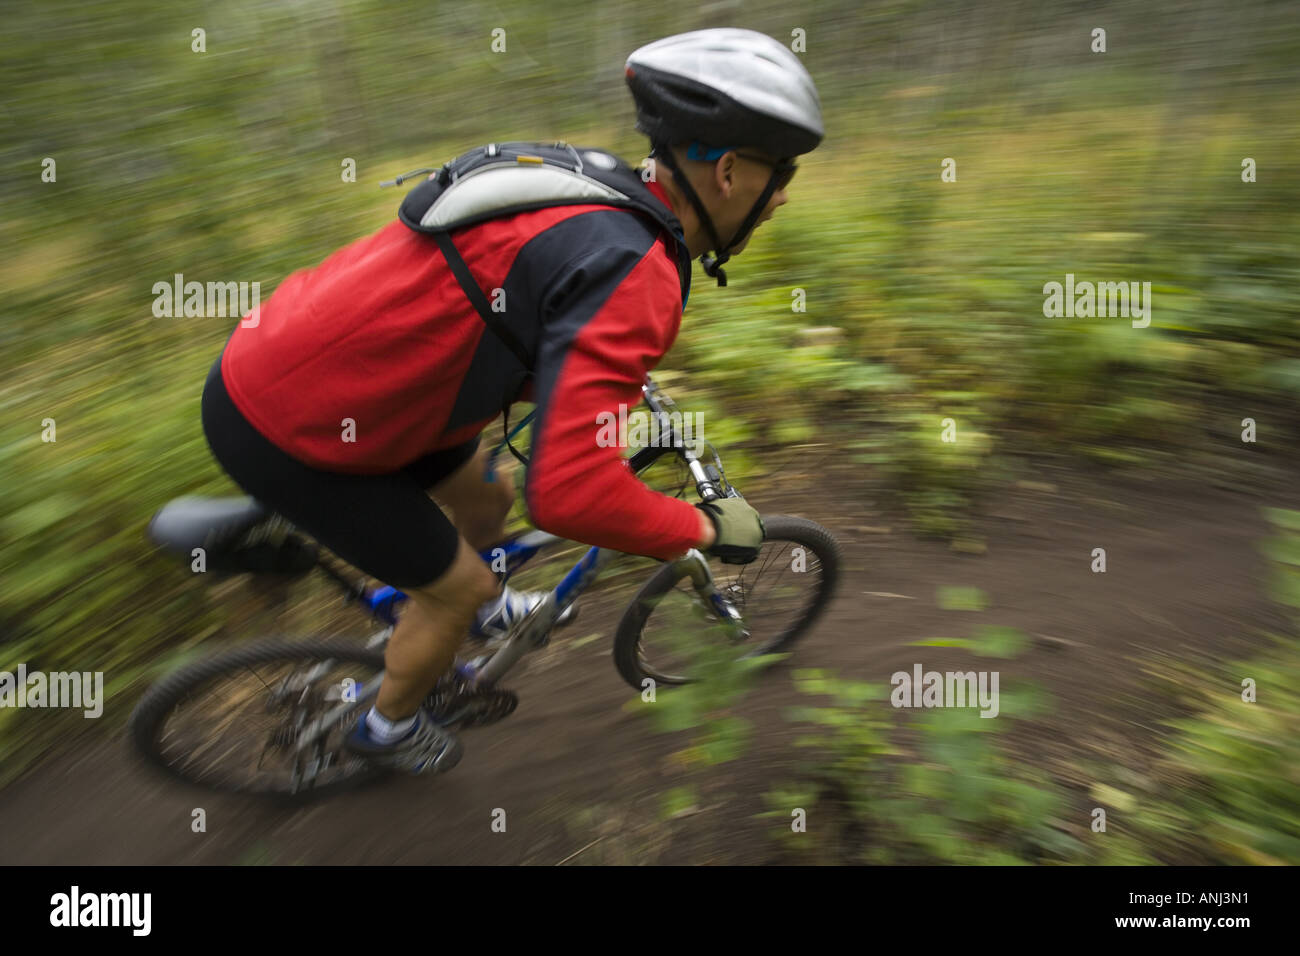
[425,671,519,728]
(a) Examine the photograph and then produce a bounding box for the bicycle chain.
[425,672,518,728]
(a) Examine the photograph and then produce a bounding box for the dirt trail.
[1,464,1294,864]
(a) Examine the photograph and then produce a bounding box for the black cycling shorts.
[200,357,479,589]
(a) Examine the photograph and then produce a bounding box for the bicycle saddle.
[148,496,268,553]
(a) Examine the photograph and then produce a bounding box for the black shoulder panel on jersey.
[441,208,665,436]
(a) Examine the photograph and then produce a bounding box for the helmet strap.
[654,144,790,287]
[653,143,730,286]
[722,170,786,263]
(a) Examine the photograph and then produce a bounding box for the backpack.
[390,141,692,374]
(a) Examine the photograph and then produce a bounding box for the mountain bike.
[130,375,841,800]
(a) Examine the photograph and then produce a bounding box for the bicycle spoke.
[143,651,381,796]
[630,523,832,684]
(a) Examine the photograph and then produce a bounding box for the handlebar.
[485,374,737,504]
[636,374,735,502]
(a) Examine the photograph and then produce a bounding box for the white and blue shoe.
[344,709,463,774]
[470,586,577,643]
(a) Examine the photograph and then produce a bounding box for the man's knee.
[407,540,499,612]
[469,469,514,521]
[435,448,513,516]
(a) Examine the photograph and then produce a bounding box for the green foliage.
[624,612,782,820]
[911,626,1029,658]
[767,664,1081,864]
[1263,508,1300,615]
[935,586,988,612]
[660,786,699,820]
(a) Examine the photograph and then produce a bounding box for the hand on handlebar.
[695,497,764,564]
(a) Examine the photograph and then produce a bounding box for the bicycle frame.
[319,375,746,684]
[294,377,749,758]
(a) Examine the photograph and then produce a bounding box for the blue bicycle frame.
[360,529,603,632]
[343,375,746,688]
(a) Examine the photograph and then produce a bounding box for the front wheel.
[612,514,841,691]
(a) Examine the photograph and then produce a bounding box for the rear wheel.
[130,638,387,802]
[612,515,841,691]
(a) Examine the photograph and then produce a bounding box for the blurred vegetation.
[758,508,1300,864]
[1096,507,1300,864]
[1,0,1298,793]
[622,619,782,821]
[767,666,1077,864]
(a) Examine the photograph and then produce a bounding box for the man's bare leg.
[372,446,514,719]
[374,538,498,718]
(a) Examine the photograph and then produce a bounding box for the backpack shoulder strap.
[391,143,692,465]
[429,230,531,370]
[399,142,692,326]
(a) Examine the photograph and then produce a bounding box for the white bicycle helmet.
[625,28,823,157]
[625,29,824,283]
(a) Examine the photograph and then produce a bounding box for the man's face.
[711,150,792,254]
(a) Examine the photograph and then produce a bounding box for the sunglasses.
[734,152,798,190]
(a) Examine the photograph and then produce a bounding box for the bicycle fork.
[671,548,750,642]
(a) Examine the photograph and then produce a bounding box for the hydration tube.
[483,409,536,482]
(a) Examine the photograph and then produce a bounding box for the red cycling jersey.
[219,179,702,560]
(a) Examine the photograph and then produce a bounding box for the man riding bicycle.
[200,28,824,773]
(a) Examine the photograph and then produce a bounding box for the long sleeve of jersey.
[523,229,702,560]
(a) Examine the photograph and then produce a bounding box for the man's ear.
[713,152,737,199]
